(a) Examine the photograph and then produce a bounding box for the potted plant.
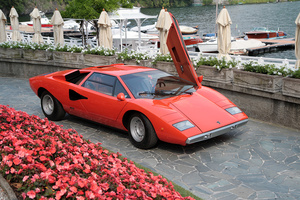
[233,61,287,93]
[0,41,23,59]
[116,49,151,67]
[22,42,53,61]
[194,56,238,84]
[152,53,176,75]
[82,46,117,66]
[282,69,300,98]
[52,45,85,67]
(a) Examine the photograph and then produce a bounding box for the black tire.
[128,113,158,149]
[41,91,65,121]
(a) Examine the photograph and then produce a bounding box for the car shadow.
[62,114,247,154]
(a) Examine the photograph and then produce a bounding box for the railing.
[188,51,298,71]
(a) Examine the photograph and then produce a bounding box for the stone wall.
[0,51,299,130]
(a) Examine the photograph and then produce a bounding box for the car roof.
[84,63,157,76]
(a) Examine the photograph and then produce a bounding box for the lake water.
[140,1,300,60]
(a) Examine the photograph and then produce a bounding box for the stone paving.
[1,77,300,200]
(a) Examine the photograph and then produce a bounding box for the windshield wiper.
[138,90,176,96]
[180,91,193,95]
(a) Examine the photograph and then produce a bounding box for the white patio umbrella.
[9,6,21,41]
[155,8,165,54]
[98,9,112,49]
[0,9,7,43]
[295,12,300,69]
[155,8,172,55]
[161,10,172,55]
[216,6,232,61]
[50,9,64,45]
[30,7,43,44]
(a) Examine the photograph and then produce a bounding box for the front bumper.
[185,119,248,144]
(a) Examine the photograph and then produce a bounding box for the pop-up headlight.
[173,120,195,131]
[226,107,242,115]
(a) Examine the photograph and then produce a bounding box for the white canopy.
[109,7,157,51]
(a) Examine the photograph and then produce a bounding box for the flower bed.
[0,105,194,200]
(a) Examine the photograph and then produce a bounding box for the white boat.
[130,23,198,35]
[21,11,52,28]
[197,38,265,54]
[130,22,157,33]
[180,25,198,35]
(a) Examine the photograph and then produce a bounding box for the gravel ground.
[0,187,9,200]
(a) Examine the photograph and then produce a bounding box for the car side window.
[83,73,116,96]
[114,80,130,98]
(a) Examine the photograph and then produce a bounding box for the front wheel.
[128,113,158,149]
[41,91,65,121]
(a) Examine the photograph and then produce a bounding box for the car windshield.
[121,70,198,99]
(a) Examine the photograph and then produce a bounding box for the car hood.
[166,12,201,87]
[170,93,237,133]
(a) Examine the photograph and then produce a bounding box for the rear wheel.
[41,91,65,121]
[128,113,158,149]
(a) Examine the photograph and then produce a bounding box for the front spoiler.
[186,119,248,144]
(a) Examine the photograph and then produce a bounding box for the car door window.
[83,73,116,96]
[113,80,130,98]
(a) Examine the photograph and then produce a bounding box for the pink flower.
[55,188,67,200]
[70,186,77,193]
[27,190,36,199]
[22,176,29,182]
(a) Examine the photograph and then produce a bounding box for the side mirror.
[198,75,203,83]
[117,93,126,101]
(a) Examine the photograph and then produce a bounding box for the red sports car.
[29,13,248,149]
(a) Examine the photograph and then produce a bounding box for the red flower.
[0,105,195,200]
[40,156,47,162]
[27,190,36,199]
[70,186,77,193]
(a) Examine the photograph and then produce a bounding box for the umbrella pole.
[215,0,219,37]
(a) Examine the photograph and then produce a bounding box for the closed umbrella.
[9,6,21,41]
[98,9,112,49]
[50,9,64,45]
[295,13,300,69]
[155,8,165,54]
[30,7,43,44]
[161,10,172,55]
[216,6,232,61]
[156,9,172,55]
[0,9,7,43]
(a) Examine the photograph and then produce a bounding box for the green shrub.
[152,53,173,65]
[195,56,239,71]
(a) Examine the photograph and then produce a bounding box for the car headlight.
[226,107,242,115]
[173,120,195,131]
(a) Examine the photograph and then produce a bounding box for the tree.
[61,0,133,46]
[0,0,26,15]
[61,0,133,19]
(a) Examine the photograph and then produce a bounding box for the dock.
[246,38,295,56]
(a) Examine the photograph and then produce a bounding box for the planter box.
[195,65,233,83]
[154,61,176,75]
[53,51,84,66]
[233,69,283,93]
[23,49,53,61]
[116,59,138,66]
[282,77,300,98]
[137,60,152,68]
[84,54,117,67]
[0,48,22,59]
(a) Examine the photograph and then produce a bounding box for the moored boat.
[244,27,287,39]
[197,38,265,54]
[21,11,53,28]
